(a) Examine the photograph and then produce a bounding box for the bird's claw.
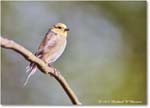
[47,64,60,77]
[53,68,60,77]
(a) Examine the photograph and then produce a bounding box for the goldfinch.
[24,23,69,86]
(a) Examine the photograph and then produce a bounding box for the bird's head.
[50,23,69,37]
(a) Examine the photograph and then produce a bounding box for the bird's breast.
[48,39,67,63]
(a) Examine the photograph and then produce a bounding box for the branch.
[0,36,81,105]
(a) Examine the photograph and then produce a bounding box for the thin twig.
[0,36,81,105]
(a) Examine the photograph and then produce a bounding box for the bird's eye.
[58,26,62,29]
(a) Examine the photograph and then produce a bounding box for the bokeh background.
[1,1,146,105]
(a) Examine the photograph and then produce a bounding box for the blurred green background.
[1,1,146,105]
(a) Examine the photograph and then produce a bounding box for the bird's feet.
[48,64,60,77]
[53,68,60,77]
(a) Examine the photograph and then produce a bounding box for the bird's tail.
[24,63,37,86]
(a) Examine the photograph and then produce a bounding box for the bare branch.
[0,36,81,105]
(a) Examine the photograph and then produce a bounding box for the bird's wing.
[24,30,57,86]
[35,31,57,57]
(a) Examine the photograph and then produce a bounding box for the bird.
[24,23,69,86]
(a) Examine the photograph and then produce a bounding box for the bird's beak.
[65,28,69,31]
